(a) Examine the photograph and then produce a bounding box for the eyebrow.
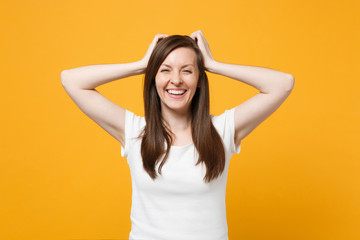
[161,64,194,68]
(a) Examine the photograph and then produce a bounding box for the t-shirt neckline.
[170,142,194,149]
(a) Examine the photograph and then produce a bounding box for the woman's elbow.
[61,70,71,86]
[284,74,295,92]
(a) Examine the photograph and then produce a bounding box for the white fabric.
[121,108,241,240]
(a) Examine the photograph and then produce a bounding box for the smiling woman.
[141,36,225,184]
[61,30,294,240]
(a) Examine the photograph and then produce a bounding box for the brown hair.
[140,35,225,183]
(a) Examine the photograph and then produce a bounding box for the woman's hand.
[139,34,168,70]
[190,30,216,72]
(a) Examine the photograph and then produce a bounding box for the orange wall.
[1,0,359,239]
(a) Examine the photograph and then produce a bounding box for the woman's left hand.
[190,30,216,71]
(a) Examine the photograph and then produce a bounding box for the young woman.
[61,30,294,240]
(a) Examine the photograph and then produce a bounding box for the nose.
[170,72,183,85]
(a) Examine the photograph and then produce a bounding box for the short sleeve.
[212,107,241,155]
[121,110,145,158]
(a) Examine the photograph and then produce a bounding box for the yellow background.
[1,0,359,239]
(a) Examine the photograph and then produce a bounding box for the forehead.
[161,47,197,66]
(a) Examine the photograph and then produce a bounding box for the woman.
[61,30,294,240]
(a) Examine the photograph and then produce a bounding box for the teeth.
[167,89,186,95]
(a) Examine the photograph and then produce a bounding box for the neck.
[161,108,192,132]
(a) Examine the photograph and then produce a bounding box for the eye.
[183,70,192,73]
[160,69,169,72]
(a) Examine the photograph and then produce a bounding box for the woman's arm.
[61,34,168,146]
[60,62,144,146]
[61,61,147,90]
[206,62,294,94]
[61,33,169,89]
[190,30,295,148]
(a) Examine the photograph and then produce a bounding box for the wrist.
[205,60,220,73]
[134,60,147,74]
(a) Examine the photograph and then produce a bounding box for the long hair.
[140,35,225,183]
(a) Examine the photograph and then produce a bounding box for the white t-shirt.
[121,108,241,240]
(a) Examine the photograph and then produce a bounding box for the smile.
[165,89,187,99]
[166,89,187,95]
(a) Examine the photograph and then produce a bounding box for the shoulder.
[211,107,241,154]
[211,107,237,135]
[124,110,146,139]
[121,110,145,158]
[125,109,145,127]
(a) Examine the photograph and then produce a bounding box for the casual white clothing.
[121,108,241,240]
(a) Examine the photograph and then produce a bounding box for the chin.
[162,104,191,113]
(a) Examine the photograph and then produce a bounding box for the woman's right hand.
[190,30,216,72]
[139,34,168,70]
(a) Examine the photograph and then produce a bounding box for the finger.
[195,31,208,46]
[196,31,205,42]
[156,34,168,38]
[190,30,200,38]
[156,34,168,43]
[190,32,199,42]
[153,34,167,41]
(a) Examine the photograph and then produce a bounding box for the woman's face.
[155,47,199,115]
